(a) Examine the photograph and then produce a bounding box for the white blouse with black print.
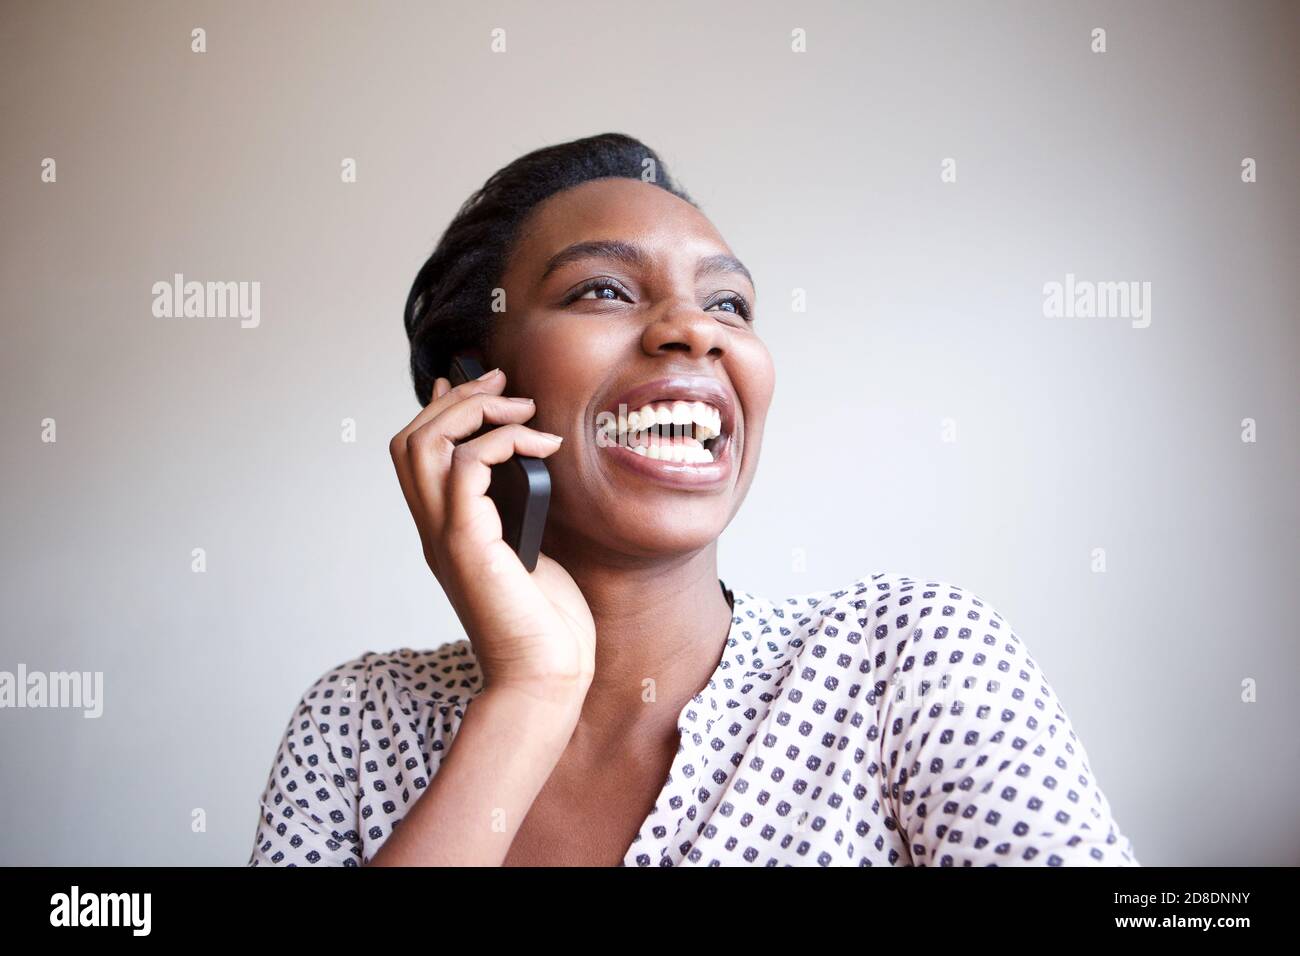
[248,570,1140,867]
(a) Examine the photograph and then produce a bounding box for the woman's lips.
[606,376,738,440]
[599,427,734,488]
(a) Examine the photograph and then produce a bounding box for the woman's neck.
[548,546,734,764]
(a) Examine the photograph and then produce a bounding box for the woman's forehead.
[513,179,728,271]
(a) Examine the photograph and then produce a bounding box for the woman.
[248,132,1140,867]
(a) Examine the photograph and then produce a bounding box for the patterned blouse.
[249,570,1140,866]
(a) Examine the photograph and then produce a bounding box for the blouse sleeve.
[873,581,1140,866]
[247,660,367,866]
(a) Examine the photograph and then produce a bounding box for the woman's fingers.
[392,369,504,459]
[386,367,564,579]
[389,370,506,524]
[405,390,550,532]
[441,422,564,544]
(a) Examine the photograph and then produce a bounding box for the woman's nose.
[640,298,728,358]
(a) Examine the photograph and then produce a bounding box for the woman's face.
[486,176,775,561]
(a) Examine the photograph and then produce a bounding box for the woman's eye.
[568,279,630,304]
[565,279,752,322]
[707,294,753,321]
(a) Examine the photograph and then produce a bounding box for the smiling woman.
[247,132,1140,867]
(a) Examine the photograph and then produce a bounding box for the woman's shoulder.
[777,569,1139,865]
[746,568,1015,641]
[733,567,1037,699]
[296,640,485,712]
[252,640,485,866]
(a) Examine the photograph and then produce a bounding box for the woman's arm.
[364,684,582,866]
[252,369,596,866]
[247,655,587,867]
[873,581,1140,866]
[248,663,368,866]
[357,369,597,864]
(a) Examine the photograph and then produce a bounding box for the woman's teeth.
[644,433,711,462]
[599,400,724,464]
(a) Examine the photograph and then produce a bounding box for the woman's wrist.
[469,680,588,748]
[482,670,591,711]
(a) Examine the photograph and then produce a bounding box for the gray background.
[1,0,1296,865]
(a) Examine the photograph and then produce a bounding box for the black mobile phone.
[447,356,551,573]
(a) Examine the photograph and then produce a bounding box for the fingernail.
[477,367,501,381]
[542,432,564,442]
[507,396,535,404]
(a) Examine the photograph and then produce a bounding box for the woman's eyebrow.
[696,252,755,290]
[539,239,754,289]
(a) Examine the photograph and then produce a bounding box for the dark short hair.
[401,132,697,406]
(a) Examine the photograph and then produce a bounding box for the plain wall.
[1,0,1296,865]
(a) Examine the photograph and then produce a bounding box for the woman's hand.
[388,368,596,710]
